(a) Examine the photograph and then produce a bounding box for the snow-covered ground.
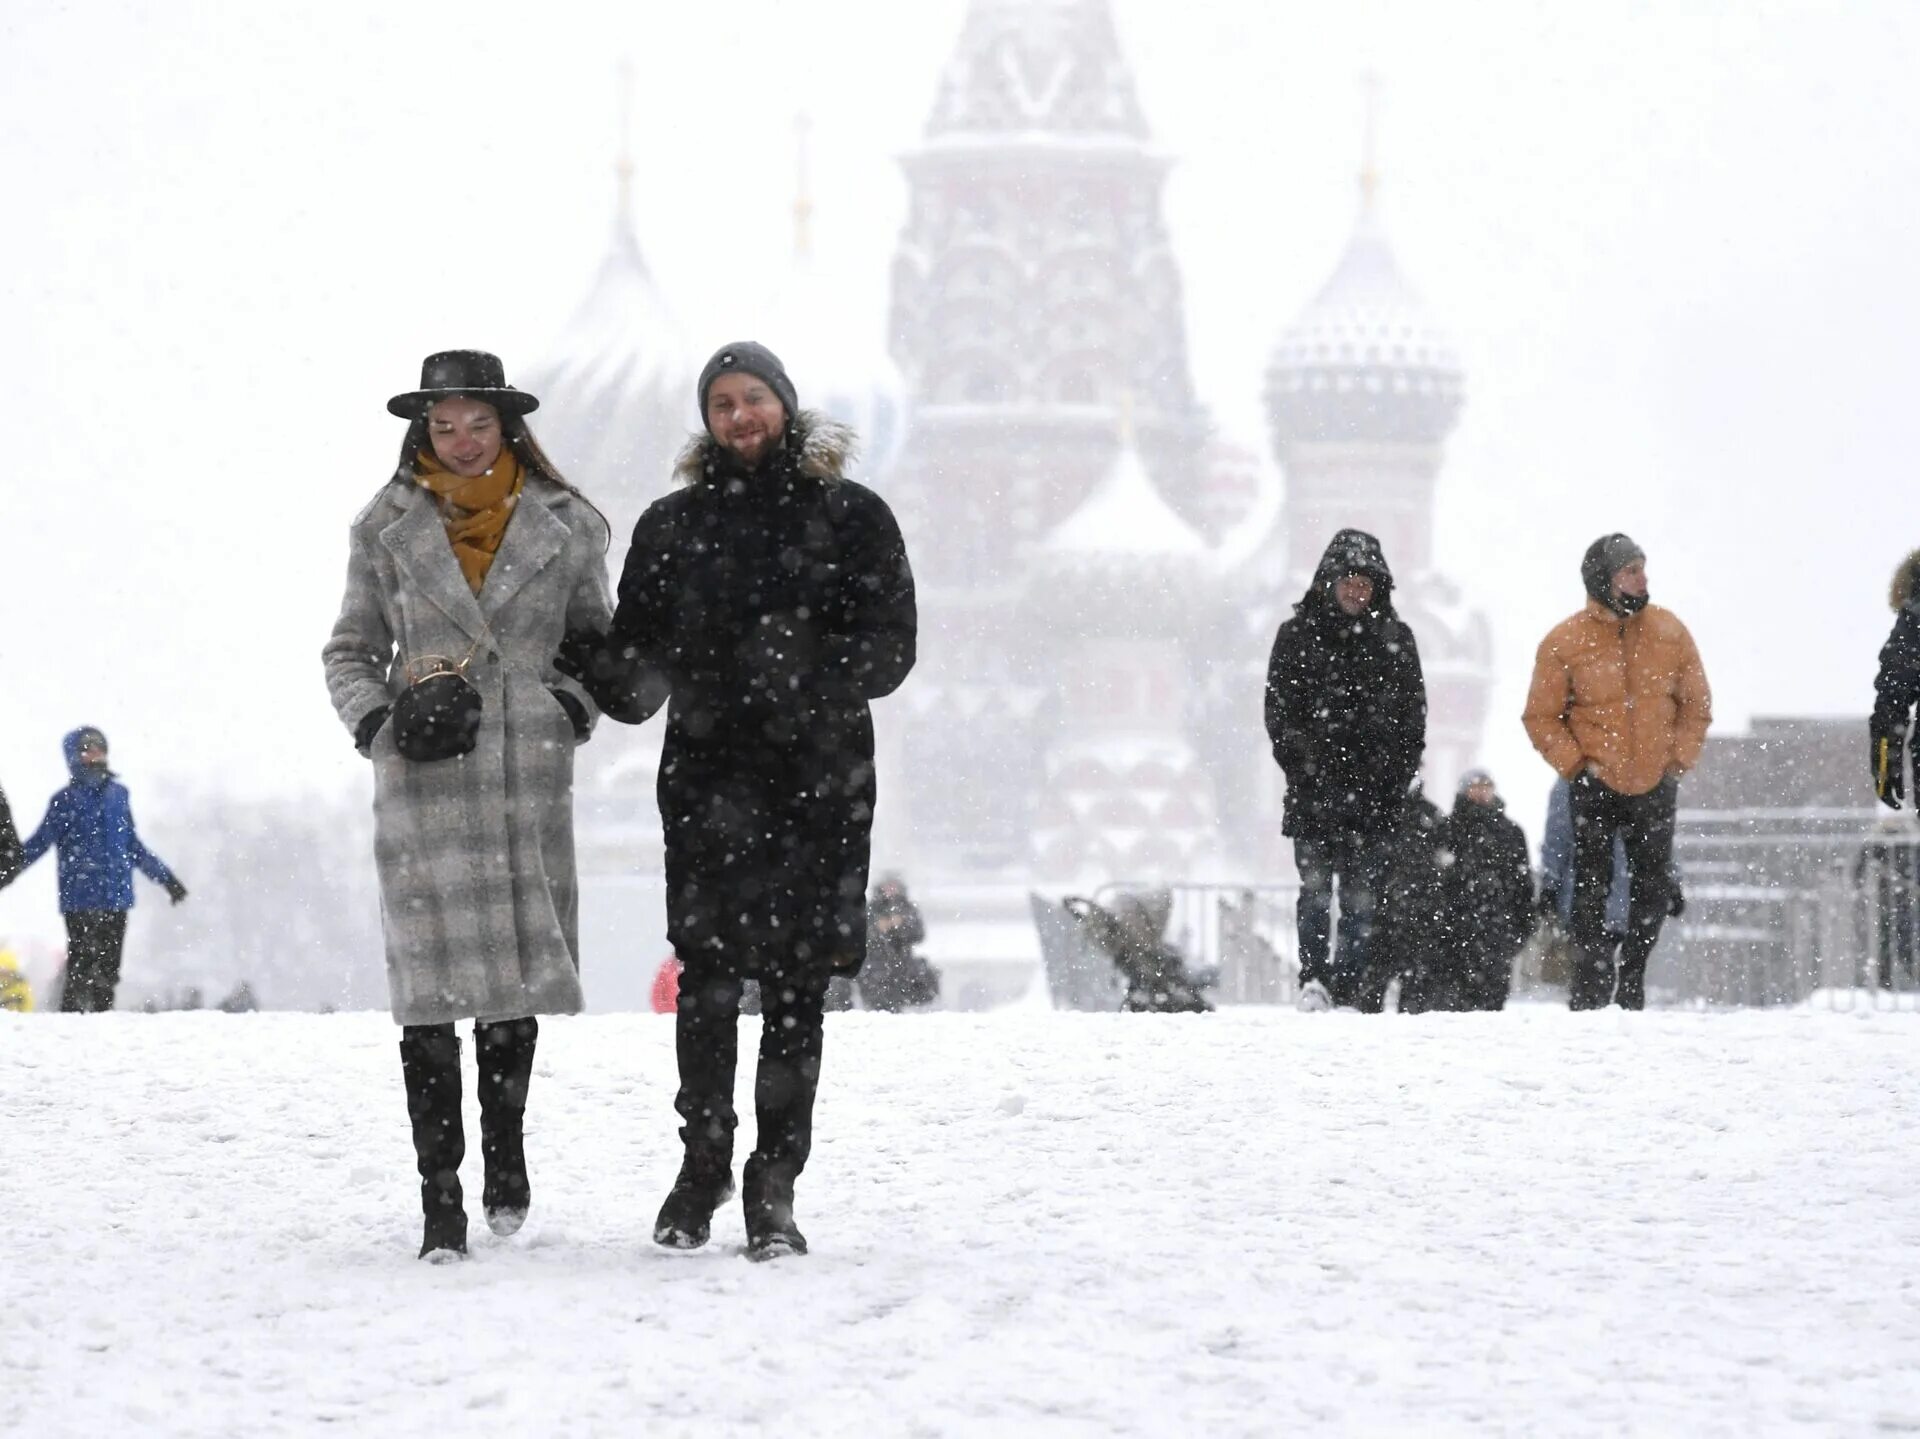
[7,1006,1920,1436]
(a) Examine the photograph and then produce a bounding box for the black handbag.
[392,641,485,763]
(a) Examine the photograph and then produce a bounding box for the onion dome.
[520,150,696,530]
[1264,175,1463,449]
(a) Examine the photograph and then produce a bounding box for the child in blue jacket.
[12,727,187,1011]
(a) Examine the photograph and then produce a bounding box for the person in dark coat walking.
[861,874,937,1012]
[1870,549,1920,807]
[324,350,630,1261]
[0,783,22,888]
[7,728,186,1012]
[1264,529,1427,1010]
[560,341,916,1260]
[1440,770,1535,1011]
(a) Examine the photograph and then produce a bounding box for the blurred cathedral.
[524,1,1492,995]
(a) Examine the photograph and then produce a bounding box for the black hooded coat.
[604,413,916,982]
[1264,530,1428,841]
[1871,550,1920,800]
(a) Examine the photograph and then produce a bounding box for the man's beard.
[724,427,783,471]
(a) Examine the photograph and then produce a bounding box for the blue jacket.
[18,731,179,914]
[1541,779,1630,933]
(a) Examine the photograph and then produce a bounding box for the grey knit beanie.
[697,341,799,435]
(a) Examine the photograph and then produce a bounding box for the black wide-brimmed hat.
[387,350,540,419]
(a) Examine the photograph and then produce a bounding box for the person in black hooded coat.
[1871,549,1920,808]
[560,342,915,1260]
[1264,529,1427,1009]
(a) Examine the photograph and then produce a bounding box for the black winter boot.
[476,1017,537,1237]
[399,1027,467,1262]
[742,1154,806,1262]
[653,1147,736,1250]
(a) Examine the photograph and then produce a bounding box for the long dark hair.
[393,405,610,549]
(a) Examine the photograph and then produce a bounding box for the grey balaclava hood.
[697,341,799,436]
[1582,533,1647,616]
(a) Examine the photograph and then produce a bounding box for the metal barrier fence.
[1657,833,1920,1010]
[1073,834,1920,1011]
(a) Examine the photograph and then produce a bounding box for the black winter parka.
[606,414,916,981]
[1264,530,1427,840]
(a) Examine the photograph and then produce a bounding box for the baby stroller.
[1062,890,1216,1014]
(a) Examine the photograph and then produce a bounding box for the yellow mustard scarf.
[414,448,525,593]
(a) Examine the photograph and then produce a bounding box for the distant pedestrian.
[323,350,641,1261]
[1264,529,1427,1011]
[0,783,21,887]
[861,874,938,1011]
[1869,549,1920,807]
[7,728,187,1012]
[1439,770,1534,1011]
[1523,535,1710,1010]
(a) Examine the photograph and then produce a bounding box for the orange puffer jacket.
[1523,600,1712,796]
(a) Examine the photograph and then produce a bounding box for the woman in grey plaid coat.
[323,350,656,1261]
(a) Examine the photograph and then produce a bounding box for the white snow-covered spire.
[518,62,696,530]
[1046,402,1208,560]
[749,110,907,480]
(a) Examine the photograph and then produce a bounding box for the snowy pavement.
[6,1006,1920,1437]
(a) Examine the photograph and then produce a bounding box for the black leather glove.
[354,705,390,758]
[1537,884,1561,920]
[164,877,189,906]
[1666,883,1686,919]
[1871,720,1906,809]
[550,688,590,743]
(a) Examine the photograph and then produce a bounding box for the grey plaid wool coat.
[323,475,618,1026]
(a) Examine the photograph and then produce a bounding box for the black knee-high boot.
[476,1017,537,1236]
[743,973,827,1261]
[655,973,741,1250]
[400,1027,467,1261]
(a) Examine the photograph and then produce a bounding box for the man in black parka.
[1264,529,1427,1010]
[561,342,916,1260]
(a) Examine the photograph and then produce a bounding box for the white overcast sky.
[1,0,1916,847]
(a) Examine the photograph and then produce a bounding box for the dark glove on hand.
[555,629,667,725]
[1666,884,1686,919]
[1871,720,1906,809]
[354,705,390,758]
[550,688,590,743]
[1537,885,1561,920]
[164,877,188,905]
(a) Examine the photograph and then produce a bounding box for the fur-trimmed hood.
[671,410,859,488]
[1891,549,1920,613]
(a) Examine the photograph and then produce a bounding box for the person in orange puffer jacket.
[1523,534,1712,1010]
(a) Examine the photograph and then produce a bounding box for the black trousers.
[675,966,828,1178]
[1570,777,1677,1010]
[61,910,130,1013]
